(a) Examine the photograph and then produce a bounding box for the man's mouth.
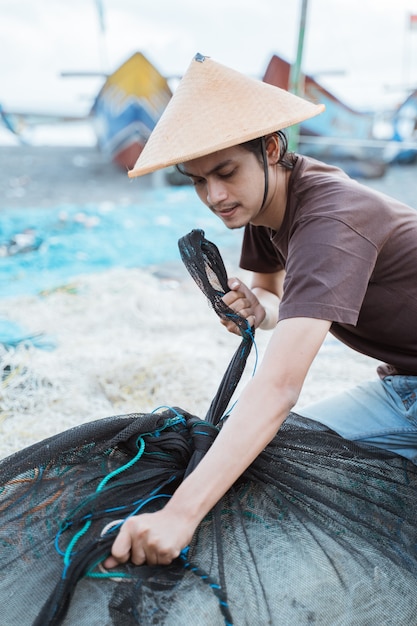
[216,204,239,218]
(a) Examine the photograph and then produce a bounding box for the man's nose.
[207,180,227,206]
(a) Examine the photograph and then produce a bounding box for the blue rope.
[97,437,145,491]
[57,412,186,578]
[179,547,233,625]
[56,405,232,621]
[151,406,186,418]
[84,492,173,581]
[62,520,92,577]
[55,474,181,558]
[60,438,147,578]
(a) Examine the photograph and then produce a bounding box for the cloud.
[1,0,417,114]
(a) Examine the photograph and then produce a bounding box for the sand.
[0,145,416,459]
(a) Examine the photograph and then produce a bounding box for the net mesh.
[0,229,416,626]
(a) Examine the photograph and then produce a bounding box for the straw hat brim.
[128,55,325,178]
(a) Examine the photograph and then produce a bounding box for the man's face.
[181,146,265,230]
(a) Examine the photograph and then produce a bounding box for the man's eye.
[219,170,235,179]
[192,178,205,187]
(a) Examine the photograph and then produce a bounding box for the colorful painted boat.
[91,53,172,170]
[263,54,384,169]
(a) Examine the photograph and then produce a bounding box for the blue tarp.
[0,186,242,299]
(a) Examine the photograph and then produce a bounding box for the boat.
[389,88,417,163]
[91,52,172,170]
[263,54,387,177]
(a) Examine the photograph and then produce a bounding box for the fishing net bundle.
[0,228,416,626]
[0,342,58,421]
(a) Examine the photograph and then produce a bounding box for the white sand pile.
[0,265,379,460]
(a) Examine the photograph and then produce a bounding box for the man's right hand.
[221,278,266,335]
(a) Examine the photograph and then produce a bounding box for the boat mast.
[95,0,109,75]
[288,0,308,151]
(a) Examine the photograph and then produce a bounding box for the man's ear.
[265,133,280,164]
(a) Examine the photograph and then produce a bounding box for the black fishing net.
[1,229,416,626]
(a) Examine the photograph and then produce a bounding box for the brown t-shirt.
[240,155,417,375]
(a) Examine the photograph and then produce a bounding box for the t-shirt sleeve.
[239,225,285,273]
[279,216,378,325]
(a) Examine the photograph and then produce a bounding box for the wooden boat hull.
[263,55,382,167]
[91,53,172,170]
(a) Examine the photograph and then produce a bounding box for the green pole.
[288,0,309,151]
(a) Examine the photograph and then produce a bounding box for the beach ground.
[2,145,416,210]
[0,145,157,210]
[0,145,416,459]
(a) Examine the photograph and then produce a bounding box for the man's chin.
[219,215,249,230]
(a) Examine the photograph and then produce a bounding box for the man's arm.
[104,315,331,569]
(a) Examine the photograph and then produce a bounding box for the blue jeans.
[301,375,417,463]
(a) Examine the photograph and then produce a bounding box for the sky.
[1,0,417,118]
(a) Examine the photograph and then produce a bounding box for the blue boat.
[390,89,417,163]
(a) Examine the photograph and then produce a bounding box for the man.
[104,54,417,569]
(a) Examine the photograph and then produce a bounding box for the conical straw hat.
[128,54,325,178]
